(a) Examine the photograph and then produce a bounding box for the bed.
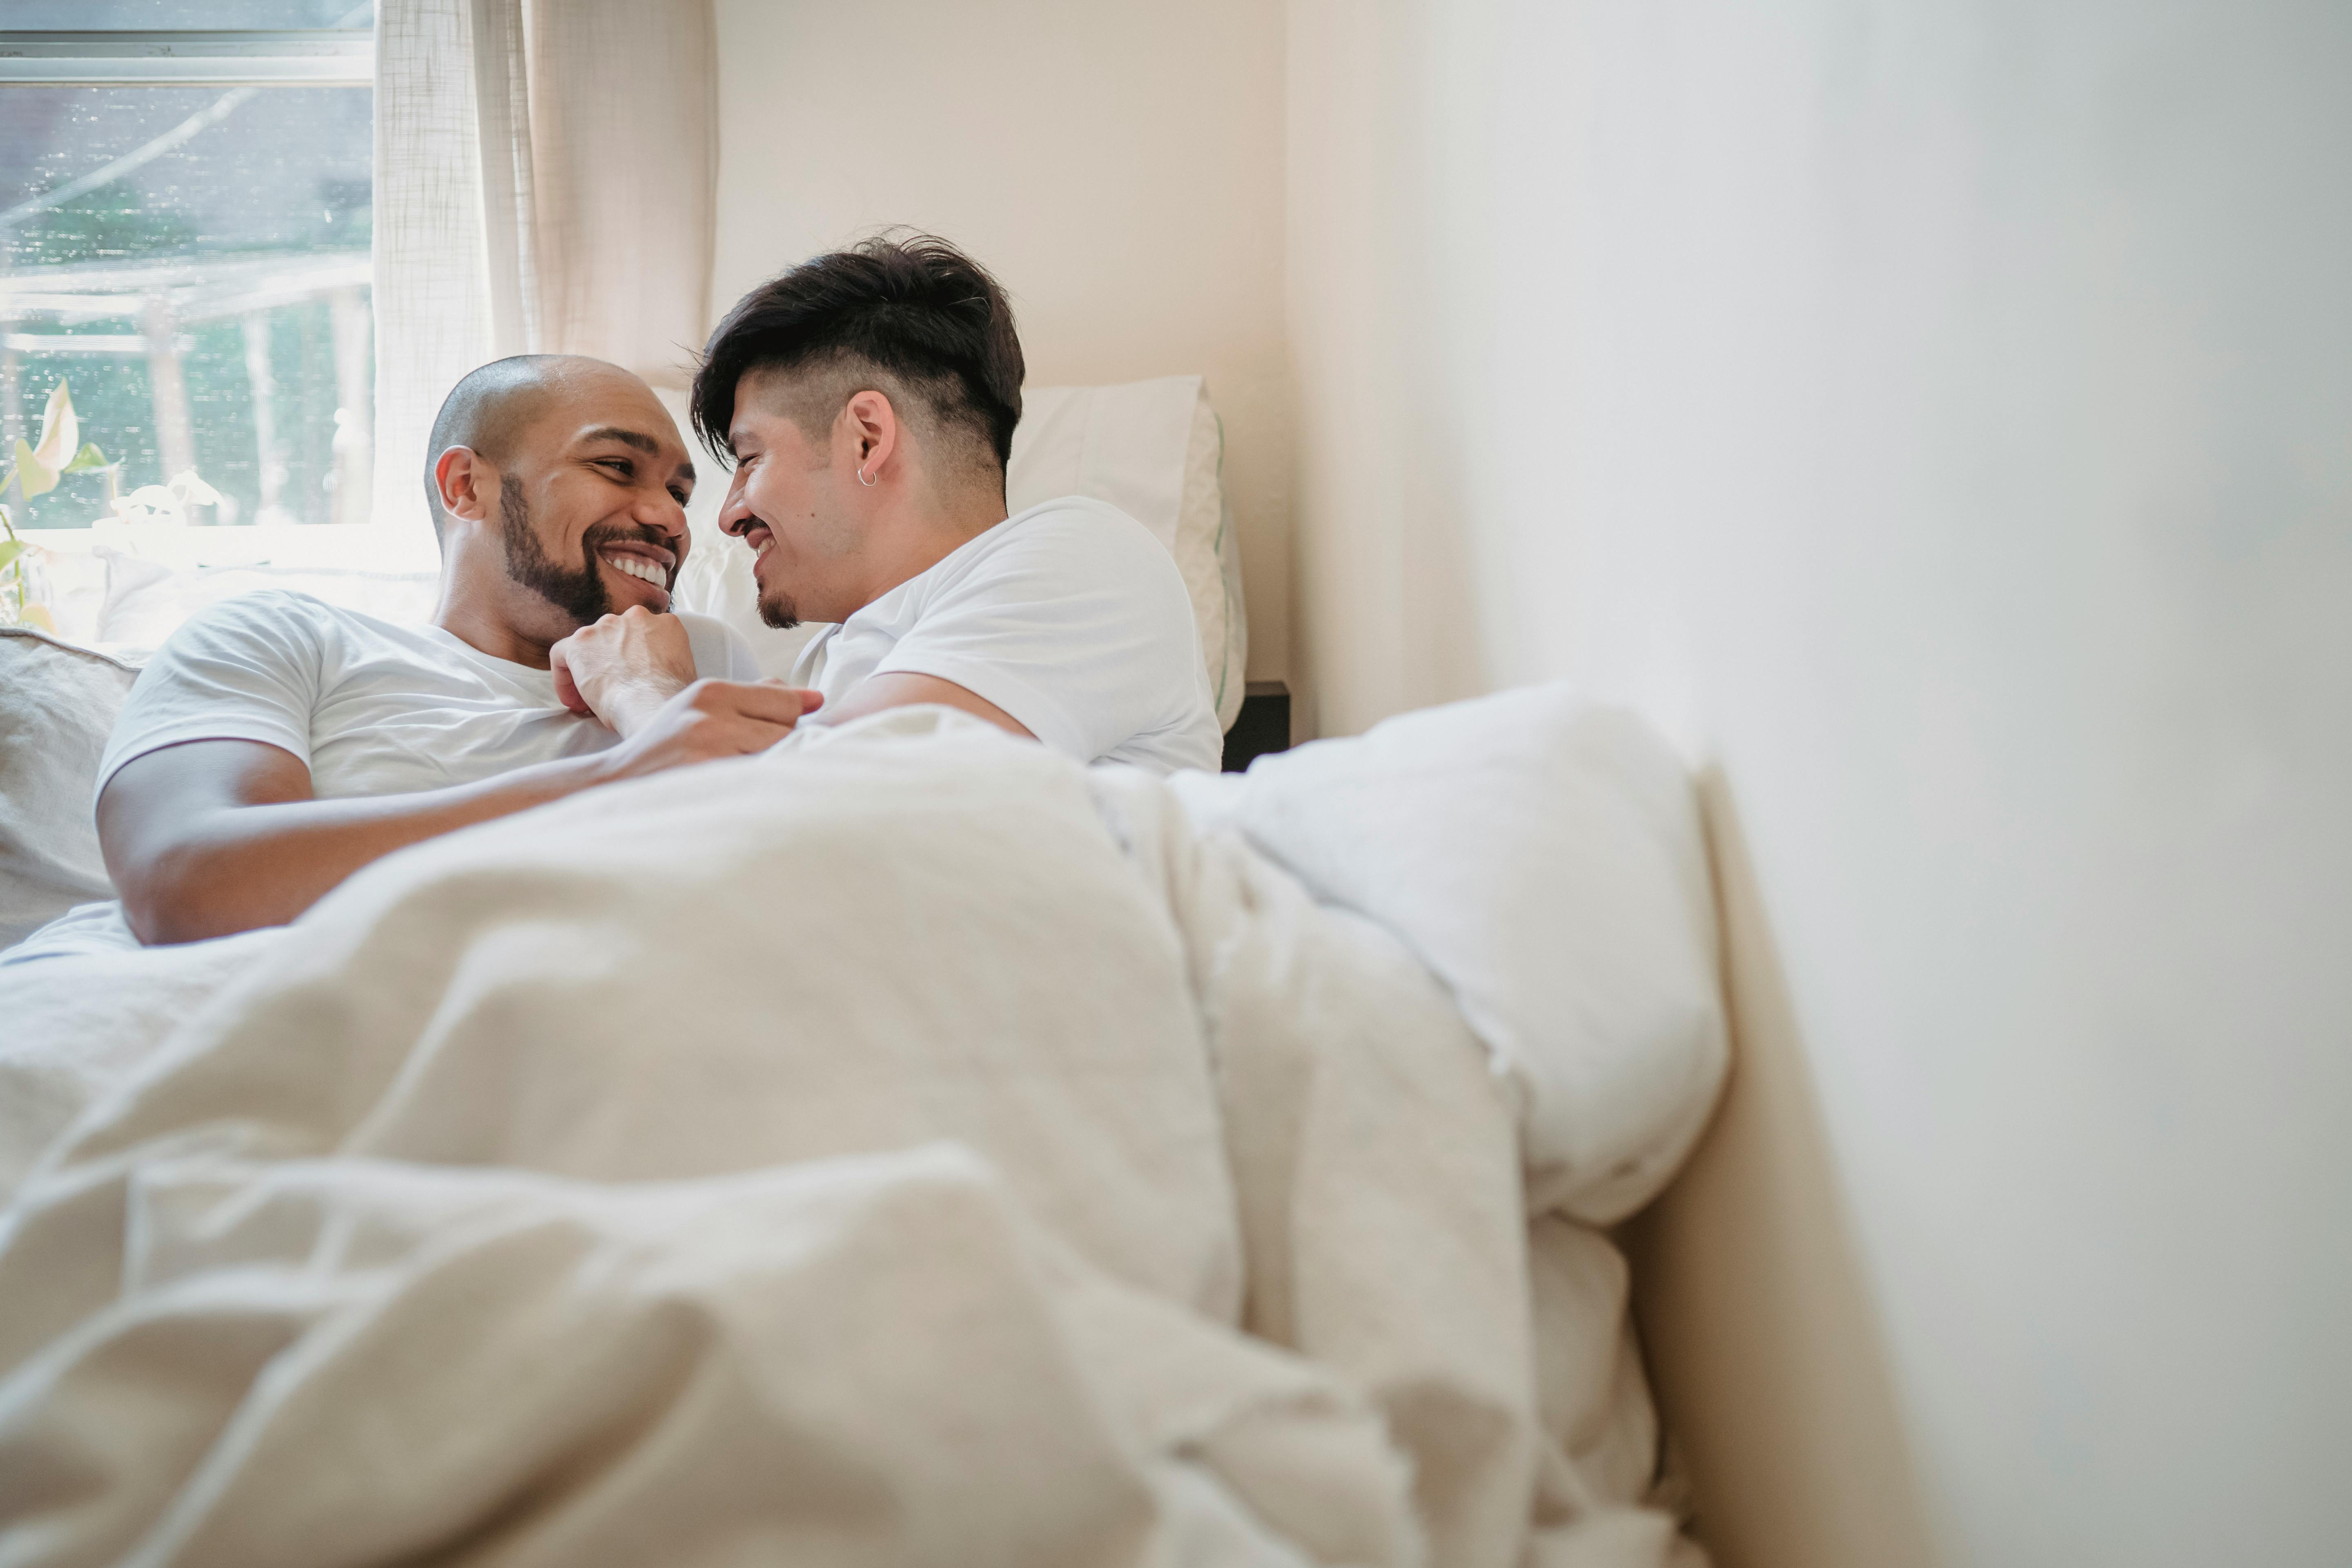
[0,372,1728,1564]
[0,672,1727,1566]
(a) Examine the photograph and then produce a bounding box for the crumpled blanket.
[0,706,1706,1567]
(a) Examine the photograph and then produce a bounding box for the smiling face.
[713,366,875,630]
[477,365,699,638]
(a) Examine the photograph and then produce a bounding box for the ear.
[435,446,497,528]
[840,390,901,486]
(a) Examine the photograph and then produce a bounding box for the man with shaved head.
[47,354,814,951]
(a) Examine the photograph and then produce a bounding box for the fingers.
[599,680,826,780]
[548,640,595,716]
[690,679,819,726]
[706,715,797,756]
[758,678,824,714]
[673,703,803,762]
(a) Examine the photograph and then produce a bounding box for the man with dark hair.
[42,355,819,952]
[554,234,1221,773]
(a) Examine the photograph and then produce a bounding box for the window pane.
[0,2,372,29]
[0,76,371,528]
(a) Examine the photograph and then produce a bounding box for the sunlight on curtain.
[372,0,717,568]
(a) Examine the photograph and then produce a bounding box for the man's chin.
[758,589,800,631]
[514,567,612,629]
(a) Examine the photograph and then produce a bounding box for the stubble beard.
[757,577,802,631]
[751,528,800,628]
[500,475,668,628]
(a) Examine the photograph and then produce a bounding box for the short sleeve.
[94,591,330,806]
[870,509,1210,765]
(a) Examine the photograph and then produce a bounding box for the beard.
[746,520,801,628]
[500,475,667,627]
[757,576,802,631]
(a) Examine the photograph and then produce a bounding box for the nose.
[630,479,689,543]
[717,468,755,538]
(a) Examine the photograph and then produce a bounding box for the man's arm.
[551,607,1024,742]
[99,680,818,946]
[813,672,1035,739]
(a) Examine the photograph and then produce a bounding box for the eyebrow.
[580,425,695,485]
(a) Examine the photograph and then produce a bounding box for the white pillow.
[0,628,138,951]
[1012,377,1247,730]
[97,552,438,651]
[675,376,1249,728]
[1172,683,1729,1225]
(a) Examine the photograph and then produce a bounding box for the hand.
[588,678,825,783]
[550,607,699,737]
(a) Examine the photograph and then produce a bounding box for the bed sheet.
[0,704,1711,1568]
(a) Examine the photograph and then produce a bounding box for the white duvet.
[0,692,1723,1568]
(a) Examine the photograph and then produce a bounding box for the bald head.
[423,354,655,540]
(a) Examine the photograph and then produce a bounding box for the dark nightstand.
[1221,680,1292,773]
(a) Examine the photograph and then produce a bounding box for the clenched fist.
[550,606,699,736]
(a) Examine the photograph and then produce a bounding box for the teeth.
[603,553,666,587]
[753,536,773,558]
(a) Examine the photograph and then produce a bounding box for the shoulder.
[174,586,345,633]
[899,498,1199,656]
[948,497,1189,603]
[992,496,1172,567]
[100,590,355,796]
[148,588,354,665]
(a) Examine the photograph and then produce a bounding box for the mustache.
[579,522,678,579]
[582,521,673,552]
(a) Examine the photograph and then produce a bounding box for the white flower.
[112,484,187,521]
[168,470,223,507]
[111,470,221,523]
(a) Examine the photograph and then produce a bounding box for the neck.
[844,479,1009,614]
[432,541,563,668]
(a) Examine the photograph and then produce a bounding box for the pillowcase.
[1172,683,1729,1225]
[674,376,1248,727]
[97,553,439,651]
[1012,378,1247,730]
[0,628,139,951]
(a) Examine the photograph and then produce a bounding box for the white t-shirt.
[93,588,760,807]
[794,496,1222,775]
[2,591,760,968]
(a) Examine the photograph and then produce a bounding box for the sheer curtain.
[372,0,718,568]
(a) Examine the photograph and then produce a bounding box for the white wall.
[1290,2,2352,1566]
[710,0,1292,683]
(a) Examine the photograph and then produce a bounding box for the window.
[0,4,374,531]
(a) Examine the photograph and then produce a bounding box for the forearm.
[118,752,607,945]
[816,671,1032,740]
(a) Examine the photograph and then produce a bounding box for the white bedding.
[0,694,1720,1567]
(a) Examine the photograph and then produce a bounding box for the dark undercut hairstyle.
[421,354,572,544]
[690,232,1024,488]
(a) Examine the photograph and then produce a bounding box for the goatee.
[758,583,801,631]
[500,475,667,626]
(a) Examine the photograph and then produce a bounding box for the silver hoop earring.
[858,467,877,488]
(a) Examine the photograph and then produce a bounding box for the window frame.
[0,30,374,87]
[2,21,383,566]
